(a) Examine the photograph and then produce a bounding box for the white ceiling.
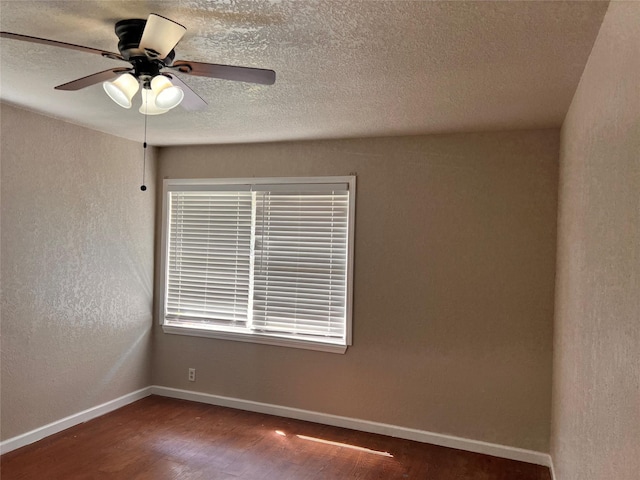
[0,0,609,146]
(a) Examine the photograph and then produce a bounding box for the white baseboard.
[0,387,152,455]
[548,454,557,480]
[150,385,550,467]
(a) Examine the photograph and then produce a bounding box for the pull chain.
[140,91,148,191]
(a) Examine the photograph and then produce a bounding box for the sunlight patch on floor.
[273,429,393,457]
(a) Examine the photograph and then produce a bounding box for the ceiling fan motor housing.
[114,18,177,85]
[114,19,175,65]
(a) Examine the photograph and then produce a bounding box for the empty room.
[0,1,638,479]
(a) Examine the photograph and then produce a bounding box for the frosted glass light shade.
[151,75,184,110]
[103,73,139,109]
[139,88,169,115]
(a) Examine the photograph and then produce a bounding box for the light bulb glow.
[103,73,139,109]
[151,75,184,110]
[139,88,169,115]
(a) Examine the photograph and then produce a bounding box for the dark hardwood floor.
[1,396,551,479]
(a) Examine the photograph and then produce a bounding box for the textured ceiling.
[0,0,609,146]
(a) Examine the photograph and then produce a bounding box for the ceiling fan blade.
[172,60,276,85]
[0,31,123,60]
[54,68,132,91]
[162,73,208,111]
[139,14,186,59]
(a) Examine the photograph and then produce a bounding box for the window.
[159,177,356,353]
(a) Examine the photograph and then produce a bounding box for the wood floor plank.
[1,396,551,479]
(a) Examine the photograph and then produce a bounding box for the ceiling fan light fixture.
[139,88,169,115]
[151,75,184,110]
[103,73,139,108]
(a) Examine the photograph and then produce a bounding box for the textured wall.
[551,2,640,479]
[0,105,156,440]
[154,129,559,452]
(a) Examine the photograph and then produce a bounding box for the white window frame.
[159,176,356,354]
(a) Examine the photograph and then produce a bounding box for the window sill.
[162,324,348,354]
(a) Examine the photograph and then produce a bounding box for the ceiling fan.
[0,13,276,115]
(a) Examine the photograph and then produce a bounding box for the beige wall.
[154,129,559,452]
[551,2,640,479]
[0,105,156,440]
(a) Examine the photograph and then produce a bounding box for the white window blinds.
[162,178,354,349]
[252,186,349,339]
[166,190,252,326]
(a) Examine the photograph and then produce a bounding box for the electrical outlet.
[188,368,196,382]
